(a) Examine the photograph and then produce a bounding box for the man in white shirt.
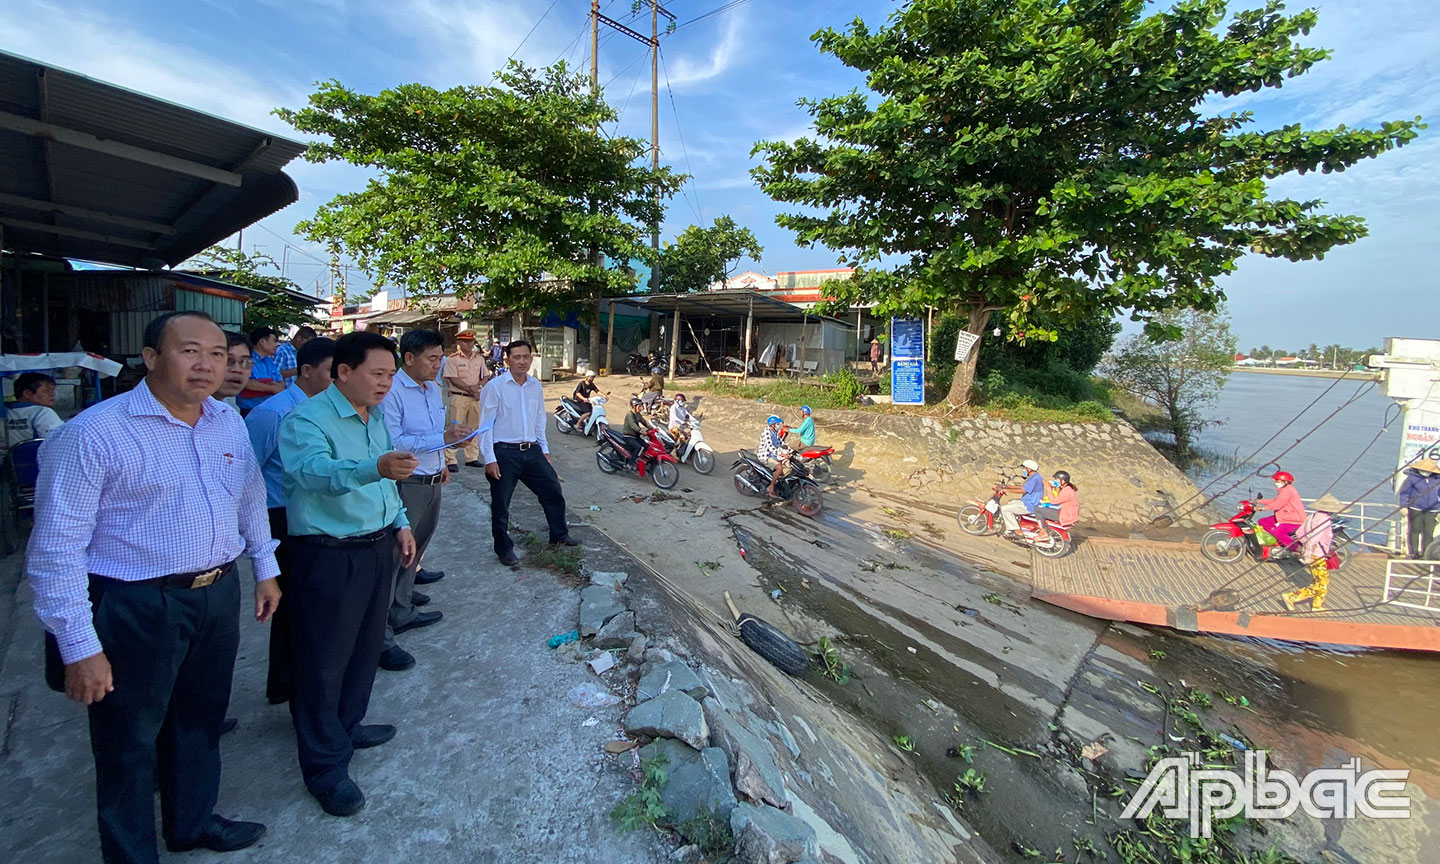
[377,330,469,671]
[478,340,577,566]
[5,372,65,446]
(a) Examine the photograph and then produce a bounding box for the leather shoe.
[549,536,581,547]
[378,645,416,671]
[466,460,485,468]
[393,610,442,635]
[314,778,365,817]
[167,815,266,852]
[415,568,445,585]
[498,551,520,567]
[413,591,431,606]
[219,717,238,735]
[351,723,396,749]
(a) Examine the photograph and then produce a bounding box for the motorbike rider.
[757,414,793,497]
[1044,471,1080,526]
[641,367,665,411]
[1256,470,1306,551]
[572,370,600,420]
[622,396,654,460]
[793,405,817,448]
[1000,459,1045,536]
[668,393,692,445]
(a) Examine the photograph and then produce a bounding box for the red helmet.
[1272,470,1294,484]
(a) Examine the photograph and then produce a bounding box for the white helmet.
[1022,459,1039,473]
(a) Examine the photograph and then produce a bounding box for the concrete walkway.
[0,475,665,864]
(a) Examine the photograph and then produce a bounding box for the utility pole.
[590,0,599,96]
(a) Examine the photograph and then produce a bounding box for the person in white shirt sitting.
[5,372,65,447]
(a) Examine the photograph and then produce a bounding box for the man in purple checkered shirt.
[28,311,281,864]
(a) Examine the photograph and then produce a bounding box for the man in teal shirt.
[279,331,417,818]
[794,405,817,447]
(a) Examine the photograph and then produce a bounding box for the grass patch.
[700,367,866,410]
[519,531,583,578]
[811,635,853,684]
[611,755,673,834]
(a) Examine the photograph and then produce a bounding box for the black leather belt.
[495,441,538,451]
[292,528,393,548]
[400,473,445,486]
[93,559,236,590]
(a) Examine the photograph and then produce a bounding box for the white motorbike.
[655,415,716,474]
[555,392,610,438]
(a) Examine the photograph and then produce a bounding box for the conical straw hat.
[1311,493,1345,513]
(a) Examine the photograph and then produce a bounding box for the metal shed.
[0,49,305,268]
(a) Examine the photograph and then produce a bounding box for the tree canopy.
[186,246,320,333]
[751,0,1423,405]
[277,62,684,313]
[654,216,763,292]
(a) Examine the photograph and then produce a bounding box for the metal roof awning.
[608,290,854,327]
[0,50,305,269]
[367,309,439,325]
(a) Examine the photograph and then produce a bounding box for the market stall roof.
[0,50,305,269]
[609,290,854,326]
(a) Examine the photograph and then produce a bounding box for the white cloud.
[0,0,306,136]
[663,12,745,90]
[374,0,575,87]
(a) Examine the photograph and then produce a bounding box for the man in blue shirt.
[793,405,817,447]
[279,331,417,818]
[377,329,470,671]
[244,336,335,704]
[238,327,285,413]
[1000,459,1044,535]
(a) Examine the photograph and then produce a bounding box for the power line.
[660,47,704,224]
[508,0,563,63]
[675,0,757,31]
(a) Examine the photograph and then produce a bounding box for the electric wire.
[508,0,563,63]
[1319,401,1405,497]
[674,0,758,31]
[660,47,705,224]
[1154,369,1355,525]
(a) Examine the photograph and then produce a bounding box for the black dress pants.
[286,533,393,795]
[87,571,240,864]
[266,507,292,703]
[487,444,569,557]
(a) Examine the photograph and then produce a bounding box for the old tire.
[596,445,619,474]
[652,461,679,489]
[793,482,823,517]
[734,469,761,498]
[1200,529,1245,564]
[956,504,991,536]
[692,449,716,475]
[736,614,808,676]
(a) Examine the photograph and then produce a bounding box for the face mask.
[1275,482,1284,488]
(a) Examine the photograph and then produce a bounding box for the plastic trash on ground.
[548,629,581,649]
[568,682,622,709]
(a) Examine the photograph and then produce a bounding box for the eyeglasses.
[227,358,253,370]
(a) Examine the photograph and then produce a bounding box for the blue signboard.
[890,317,925,405]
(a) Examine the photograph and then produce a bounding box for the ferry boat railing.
[1305,499,1405,556]
[1382,560,1440,612]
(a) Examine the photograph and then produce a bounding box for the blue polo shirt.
[1021,472,1044,511]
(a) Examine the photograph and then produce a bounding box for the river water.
[1185,370,1404,508]
[1177,371,1439,859]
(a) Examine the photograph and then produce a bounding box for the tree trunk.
[590,298,602,373]
[945,305,993,408]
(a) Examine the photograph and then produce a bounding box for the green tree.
[751,0,1422,406]
[1105,306,1238,464]
[187,246,321,332]
[654,216,763,292]
[276,61,683,314]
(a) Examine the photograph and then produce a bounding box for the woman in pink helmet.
[1256,470,1306,550]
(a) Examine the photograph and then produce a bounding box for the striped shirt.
[274,341,298,381]
[28,379,279,664]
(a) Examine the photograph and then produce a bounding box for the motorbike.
[654,415,716,474]
[642,393,673,421]
[955,477,1073,558]
[625,353,652,376]
[579,394,610,440]
[779,426,834,481]
[553,396,589,435]
[595,426,679,489]
[731,449,824,517]
[1200,498,1353,569]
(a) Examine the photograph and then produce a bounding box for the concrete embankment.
[687,391,1209,529]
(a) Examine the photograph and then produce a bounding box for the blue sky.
[2,0,1434,351]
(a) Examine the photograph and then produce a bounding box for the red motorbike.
[780,425,835,480]
[595,427,679,489]
[955,478,1073,558]
[1200,498,1352,569]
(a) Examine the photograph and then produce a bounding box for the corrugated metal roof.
[0,50,305,269]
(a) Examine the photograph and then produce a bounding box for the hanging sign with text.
[954,331,980,363]
[890,317,925,405]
